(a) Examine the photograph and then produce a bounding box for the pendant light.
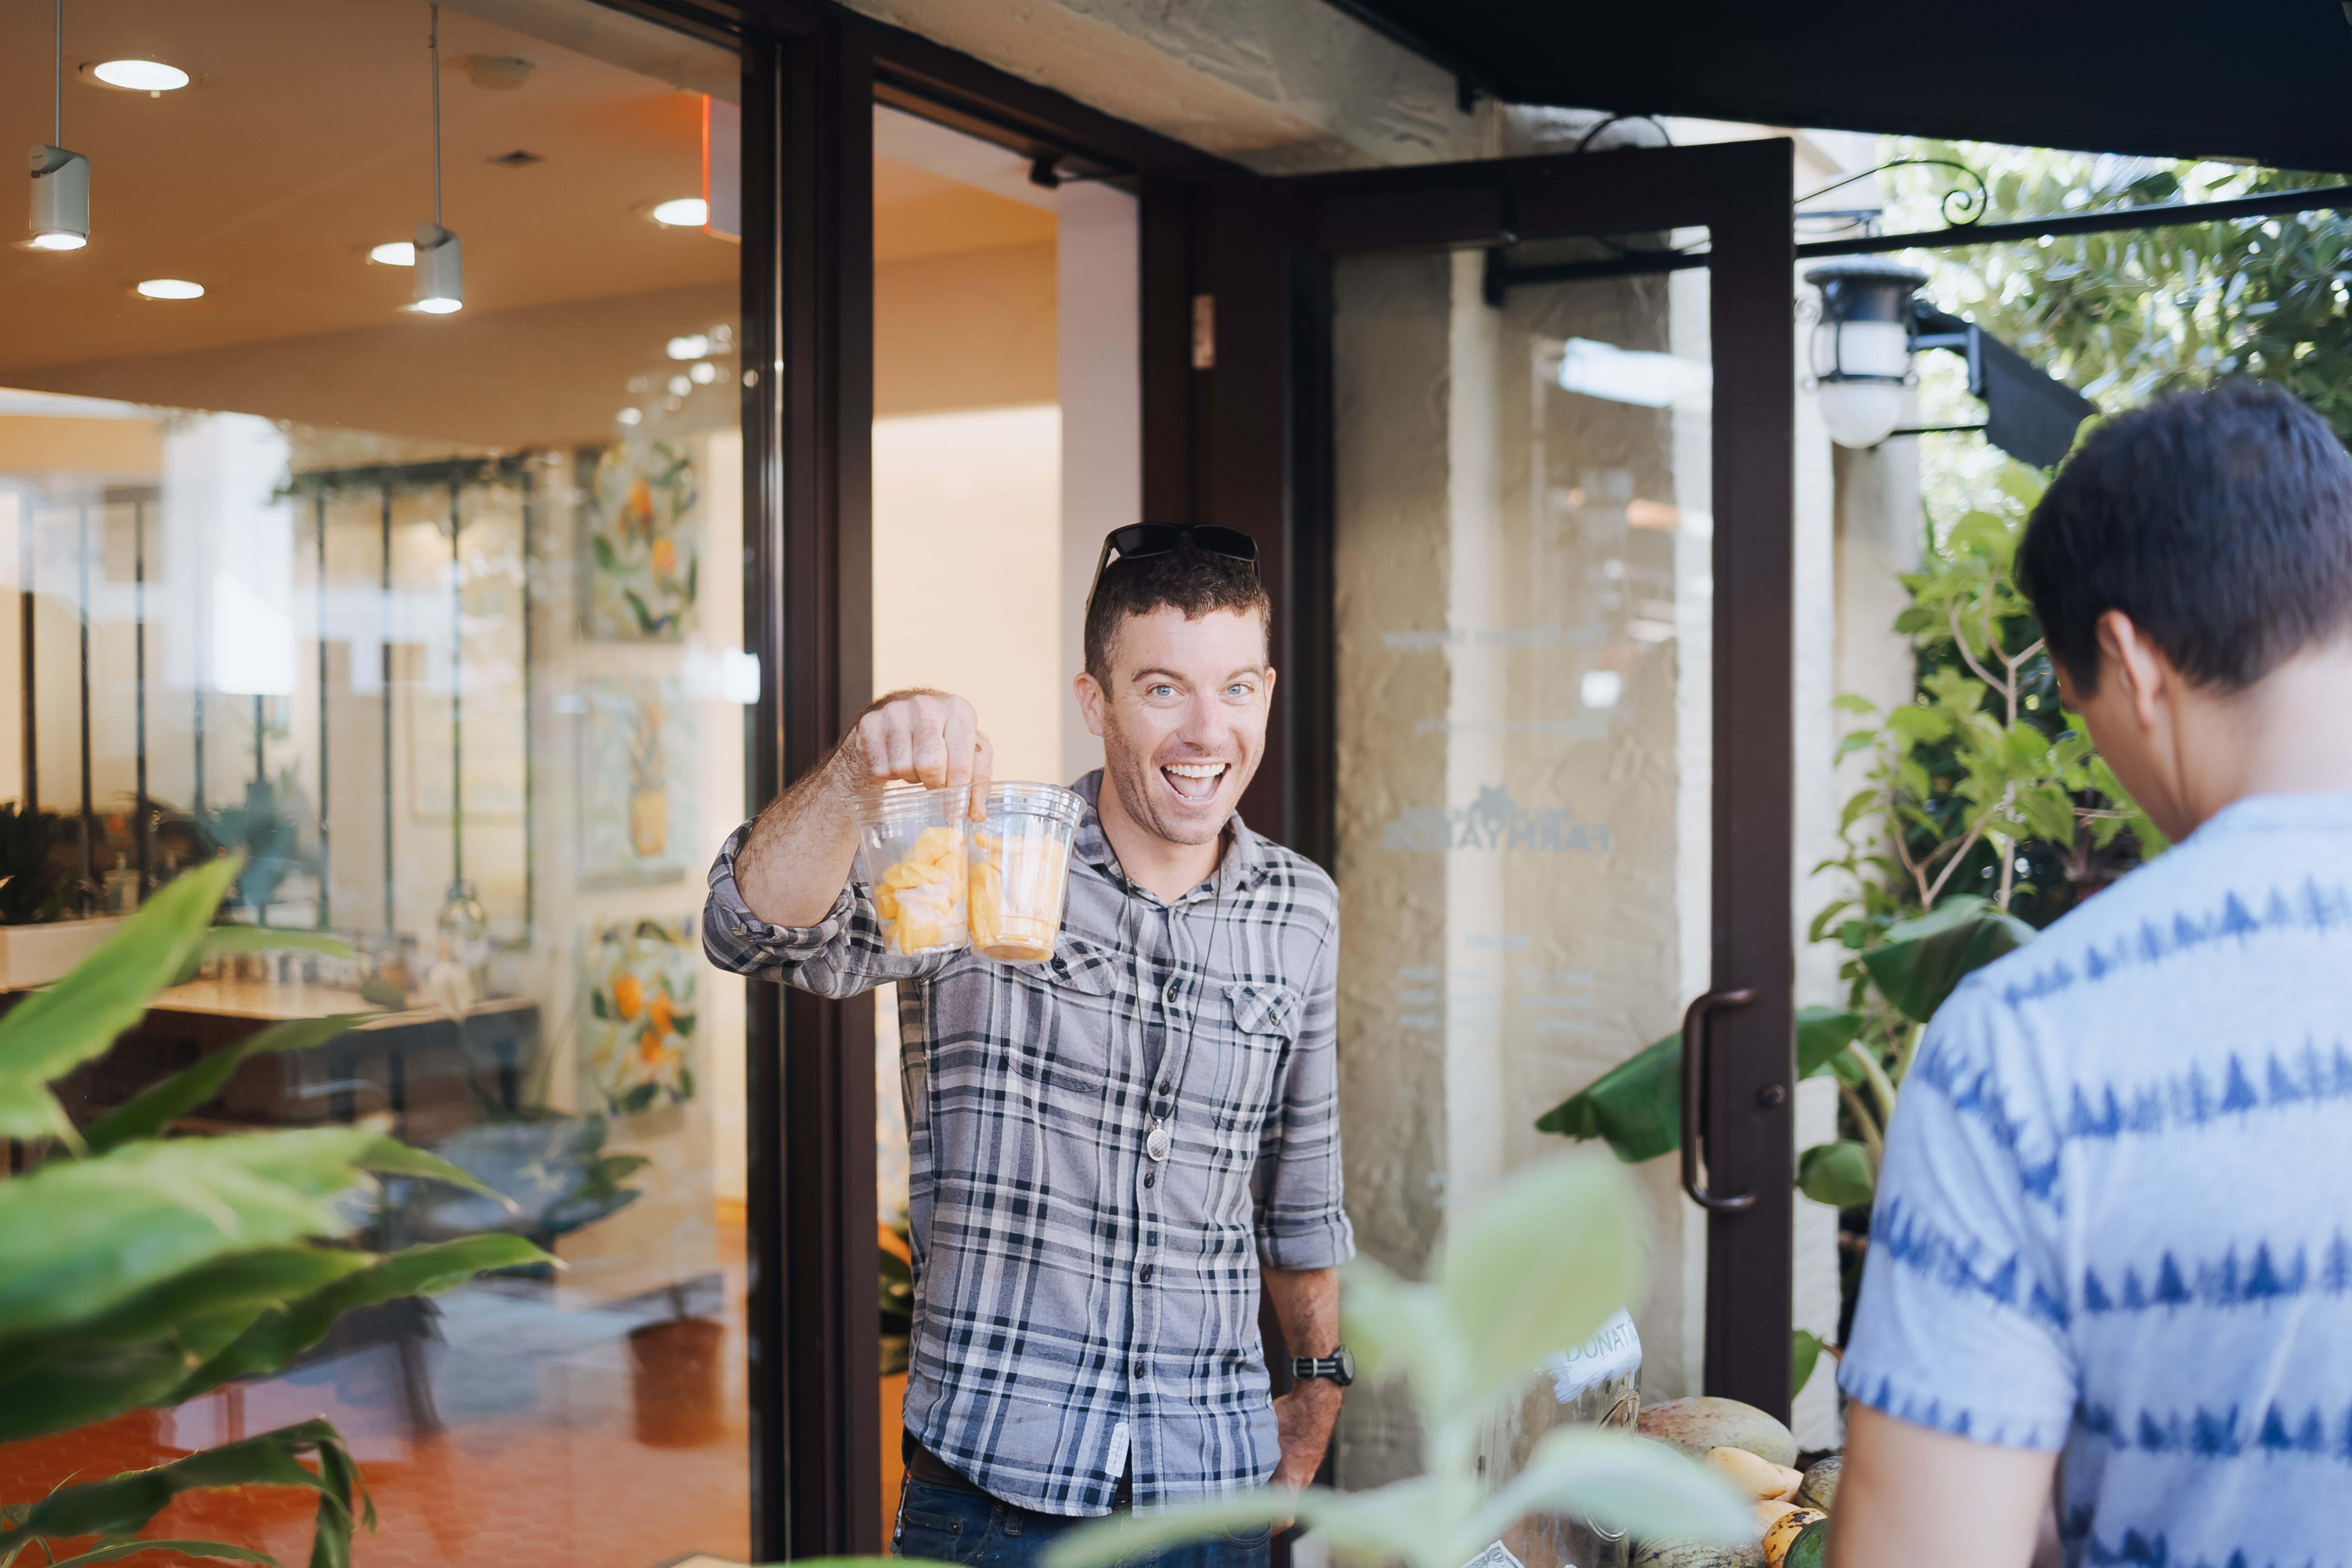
[412,4,463,313]
[28,0,90,251]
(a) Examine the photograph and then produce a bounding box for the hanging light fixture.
[28,0,90,251]
[412,4,463,313]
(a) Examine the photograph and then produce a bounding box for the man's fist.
[845,689,992,816]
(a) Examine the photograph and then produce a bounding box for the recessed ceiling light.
[688,361,717,385]
[617,407,643,426]
[667,374,692,397]
[650,197,706,228]
[412,296,463,315]
[666,333,710,360]
[370,240,416,266]
[28,232,87,252]
[135,278,204,300]
[88,58,191,92]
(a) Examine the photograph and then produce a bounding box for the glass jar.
[436,879,490,995]
[968,782,1084,963]
[854,784,972,956]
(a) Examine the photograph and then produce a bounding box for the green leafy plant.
[0,856,552,1568]
[1042,1154,1751,1568]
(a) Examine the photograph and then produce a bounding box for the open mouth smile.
[1160,760,1230,802]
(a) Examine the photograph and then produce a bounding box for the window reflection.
[0,3,751,1563]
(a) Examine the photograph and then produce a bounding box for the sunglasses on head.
[1084,523,1260,620]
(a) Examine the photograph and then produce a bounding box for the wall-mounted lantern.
[1804,258,2097,467]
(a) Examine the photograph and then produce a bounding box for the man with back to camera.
[702,525,1353,1567]
[1828,382,2352,1566]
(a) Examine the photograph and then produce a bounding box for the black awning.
[1325,0,2352,174]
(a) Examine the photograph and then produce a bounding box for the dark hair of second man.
[2015,379,2352,696]
[1083,539,1272,687]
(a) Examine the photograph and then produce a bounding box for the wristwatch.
[1289,1345,1356,1387]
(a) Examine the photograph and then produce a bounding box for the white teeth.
[1166,762,1227,778]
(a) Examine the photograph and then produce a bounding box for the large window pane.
[0,5,751,1564]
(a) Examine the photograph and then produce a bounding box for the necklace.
[1145,880,1224,1163]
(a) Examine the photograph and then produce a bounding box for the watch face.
[1333,1345,1356,1386]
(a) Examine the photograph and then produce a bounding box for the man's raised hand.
[847,688,993,817]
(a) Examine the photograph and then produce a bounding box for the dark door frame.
[1191,142,1800,1418]
[621,0,1234,1556]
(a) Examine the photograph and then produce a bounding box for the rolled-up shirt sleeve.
[701,820,950,998]
[1254,917,1355,1271]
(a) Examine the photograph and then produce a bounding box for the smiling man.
[703,525,1353,1567]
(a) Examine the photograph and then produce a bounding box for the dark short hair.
[1082,537,1271,686]
[2015,380,2352,695]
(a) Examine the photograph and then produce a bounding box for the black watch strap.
[1288,1345,1355,1387]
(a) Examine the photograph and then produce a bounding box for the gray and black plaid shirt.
[702,771,1353,1516]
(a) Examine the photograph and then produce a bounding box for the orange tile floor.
[0,1226,756,1568]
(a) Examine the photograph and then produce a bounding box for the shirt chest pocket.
[1218,981,1300,1137]
[1226,980,1301,1043]
[1001,937,1120,1083]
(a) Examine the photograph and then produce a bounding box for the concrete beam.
[842,0,1497,171]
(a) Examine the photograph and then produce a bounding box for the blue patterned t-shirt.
[1841,794,2352,1566]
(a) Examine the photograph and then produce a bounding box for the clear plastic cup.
[968,782,1084,963]
[854,784,972,956]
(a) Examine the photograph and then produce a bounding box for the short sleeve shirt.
[1840,795,2352,1566]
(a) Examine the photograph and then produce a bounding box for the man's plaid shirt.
[702,771,1353,1516]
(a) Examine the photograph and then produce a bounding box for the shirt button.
[1141,1264,1154,1282]
[1134,1360,1146,1377]
[1143,1171,1155,1188]
[1164,981,1180,1005]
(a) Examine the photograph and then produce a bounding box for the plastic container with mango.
[854,781,1084,962]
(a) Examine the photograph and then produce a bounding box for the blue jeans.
[891,1478,1273,1568]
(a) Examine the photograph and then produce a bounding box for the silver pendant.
[1146,1122,1172,1162]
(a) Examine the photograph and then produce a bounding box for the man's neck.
[2176,642,2352,831]
[1096,776,1224,902]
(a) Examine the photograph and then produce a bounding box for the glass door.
[1329,241,1720,1484]
[1189,142,1797,1486]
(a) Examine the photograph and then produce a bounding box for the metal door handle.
[1681,986,1759,1212]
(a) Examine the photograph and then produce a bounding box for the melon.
[1636,1396,1799,1467]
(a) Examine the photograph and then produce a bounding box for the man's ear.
[1075,671,1107,740]
[2099,610,2173,734]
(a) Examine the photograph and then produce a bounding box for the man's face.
[1080,607,1274,848]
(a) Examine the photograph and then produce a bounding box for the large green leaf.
[0,1419,371,1568]
[1796,1141,1875,1210]
[82,1016,375,1155]
[352,1134,520,1209]
[1539,1014,1856,1166]
[0,858,241,1140]
[1860,895,2036,1023]
[1435,1153,1642,1407]
[170,1235,550,1404]
[1533,1031,1678,1163]
[1792,1328,1825,1397]
[1335,1255,1454,1397]
[0,1129,384,1337]
[1795,1008,1862,1080]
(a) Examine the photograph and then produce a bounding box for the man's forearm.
[1263,1264,1342,1490]
[734,739,862,928]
